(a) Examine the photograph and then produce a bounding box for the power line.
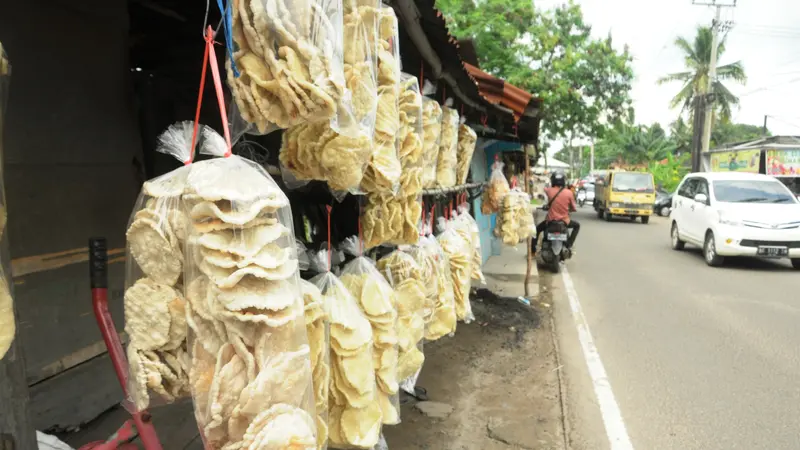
[738,76,800,97]
[765,116,800,132]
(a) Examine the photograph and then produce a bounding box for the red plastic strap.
[205,26,233,157]
[419,61,424,87]
[188,37,211,164]
[460,104,464,117]
[481,114,488,127]
[429,206,435,232]
[420,204,426,237]
[326,205,332,271]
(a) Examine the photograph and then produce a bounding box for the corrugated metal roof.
[464,63,540,122]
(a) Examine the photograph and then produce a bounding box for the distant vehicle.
[594,171,656,223]
[670,172,800,268]
[654,191,673,216]
[577,183,596,207]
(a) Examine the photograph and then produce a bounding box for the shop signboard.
[766,148,800,177]
[709,150,760,173]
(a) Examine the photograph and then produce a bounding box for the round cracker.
[127,218,183,286]
[340,401,382,448]
[124,278,175,350]
[201,259,299,289]
[190,197,287,226]
[197,223,289,258]
[213,277,297,312]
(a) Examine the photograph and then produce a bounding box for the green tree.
[657,26,746,121]
[711,121,768,147]
[669,117,692,155]
[593,123,677,167]
[437,0,635,142]
[649,152,691,192]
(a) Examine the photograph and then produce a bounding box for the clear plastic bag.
[397,73,424,197]
[453,203,486,285]
[339,256,401,426]
[0,44,13,362]
[226,0,347,134]
[361,6,402,195]
[456,124,477,184]
[301,279,331,450]
[183,128,318,449]
[361,194,422,248]
[421,98,442,189]
[278,0,382,194]
[309,250,382,449]
[482,160,510,214]
[421,236,457,340]
[496,190,532,246]
[376,251,425,390]
[436,106,459,188]
[437,218,475,323]
[404,240,438,331]
[122,122,196,412]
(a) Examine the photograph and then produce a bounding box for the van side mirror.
[694,193,708,204]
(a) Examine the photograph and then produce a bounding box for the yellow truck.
[593,171,656,224]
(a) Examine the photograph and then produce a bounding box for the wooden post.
[524,144,533,298]
[0,43,36,450]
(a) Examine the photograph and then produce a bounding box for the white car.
[670,172,800,268]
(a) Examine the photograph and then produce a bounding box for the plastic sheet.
[309,249,382,449]
[226,0,347,133]
[435,106,459,188]
[183,128,317,449]
[456,124,477,184]
[376,251,425,390]
[437,218,475,323]
[481,160,510,214]
[0,43,13,362]
[122,122,196,412]
[361,6,402,195]
[339,255,401,426]
[421,99,442,189]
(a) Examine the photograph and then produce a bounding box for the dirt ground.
[383,279,565,450]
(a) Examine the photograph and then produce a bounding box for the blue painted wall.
[470,142,493,264]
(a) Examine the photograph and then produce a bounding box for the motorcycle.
[536,220,573,273]
[577,189,586,207]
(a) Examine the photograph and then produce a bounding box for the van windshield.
[612,173,654,193]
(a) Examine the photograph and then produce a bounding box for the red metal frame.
[84,239,163,450]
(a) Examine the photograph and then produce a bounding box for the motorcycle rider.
[533,172,580,255]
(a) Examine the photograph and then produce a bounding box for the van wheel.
[596,208,604,219]
[704,232,725,267]
[641,216,650,224]
[671,223,685,250]
[604,210,612,221]
[791,259,800,270]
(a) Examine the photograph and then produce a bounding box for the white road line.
[561,266,634,450]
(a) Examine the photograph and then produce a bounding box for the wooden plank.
[29,333,127,385]
[16,262,126,385]
[11,246,124,279]
[30,353,123,432]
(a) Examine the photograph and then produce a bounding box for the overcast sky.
[536,0,800,151]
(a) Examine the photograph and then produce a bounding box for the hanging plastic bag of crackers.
[224,0,352,136]
[436,217,475,323]
[122,121,197,413]
[183,127,318,450]
[278,0,382,195]
[436,106,460,188]
[482,159,510,214]
[0,42,14,362]
[376,250,425,394]
[339,245,401,426]
[310,246,383,449]
[456,123,477,184]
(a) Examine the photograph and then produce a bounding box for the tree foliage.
[657,26,747,121]
[437,0,635,141]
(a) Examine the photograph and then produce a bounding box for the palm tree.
[657,26,746,121]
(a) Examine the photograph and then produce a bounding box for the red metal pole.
[89,238,163,450]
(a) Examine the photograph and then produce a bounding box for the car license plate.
[757,246,788,257]
[548,234,567,241]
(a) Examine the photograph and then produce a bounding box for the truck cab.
[594,171,656,224]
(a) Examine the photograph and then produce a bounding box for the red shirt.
[544,186,576,224]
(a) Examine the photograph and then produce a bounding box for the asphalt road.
[550,206,800,450]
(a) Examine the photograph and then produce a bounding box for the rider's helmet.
[550,171,566,188]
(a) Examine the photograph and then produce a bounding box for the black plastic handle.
[89,237,108,289]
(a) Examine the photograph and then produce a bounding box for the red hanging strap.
[188,36,211,164]
[205,26,233,157]
[429,206,435,234]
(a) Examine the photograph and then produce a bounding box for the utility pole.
[763,115,769,136]
[691,96,707,172]
[693,0,736,170]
